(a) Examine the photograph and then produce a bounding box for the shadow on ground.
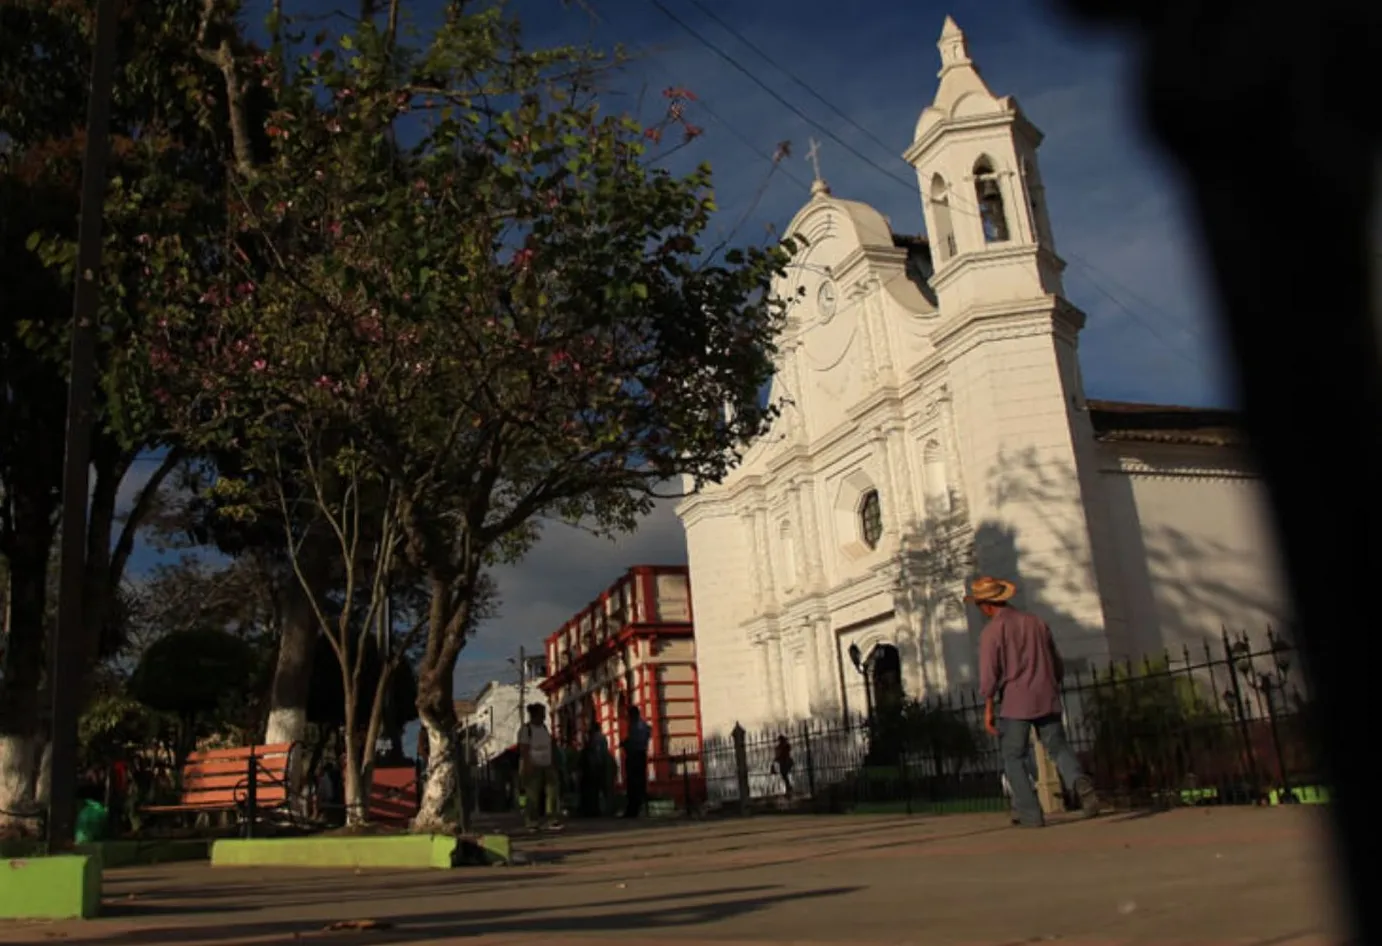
[94,885,860,944]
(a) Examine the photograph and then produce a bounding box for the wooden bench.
[142,742,297,837]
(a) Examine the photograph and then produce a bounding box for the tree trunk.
[336,658,375,828]
[265,582,319,744]
[412,719,457,833]
[0,712,44,839]
[0,534,53,838]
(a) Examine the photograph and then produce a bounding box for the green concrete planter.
[1,839,211,868]
[80,839,211,868]
[211,833,509,870]
[0,855,101,920]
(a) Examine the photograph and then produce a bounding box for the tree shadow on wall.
[890,445,1285,697]
[986,444,1288,659]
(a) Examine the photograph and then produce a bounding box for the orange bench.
[142,742,297,837]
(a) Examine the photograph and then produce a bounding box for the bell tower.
[904,16,1065,312]
[900,16,1131,666]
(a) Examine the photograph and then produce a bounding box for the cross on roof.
[805,138,823,183]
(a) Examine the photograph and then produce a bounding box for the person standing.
[970,575,1101,827]
[620,705,651,819]
[518,703,561,832]
[579,713,611,817]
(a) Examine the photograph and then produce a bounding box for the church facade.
[675,17,1289,740]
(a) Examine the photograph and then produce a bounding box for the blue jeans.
[999,714,1086,825]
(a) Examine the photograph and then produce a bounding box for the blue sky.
[130,0,1241,700]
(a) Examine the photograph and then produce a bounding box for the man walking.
[517,703,561,832]
[620,705,652,819]
[970,575,1101,827]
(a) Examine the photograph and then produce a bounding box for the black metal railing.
[702,629,1321,814]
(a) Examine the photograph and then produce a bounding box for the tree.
[0,0,234,833]
[128,628,262,766]
[147,4,797,828]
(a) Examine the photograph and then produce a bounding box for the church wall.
[1096,442,1291,657]
[943,323,1112,669]
[682,511,765,739]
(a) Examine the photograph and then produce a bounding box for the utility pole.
[517,645,526,712]
[47,0,121,851]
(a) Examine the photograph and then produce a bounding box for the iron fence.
[702,630,1322,813]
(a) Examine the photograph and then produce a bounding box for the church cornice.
[904,107,1036,165]
[1101,455,1261,482]
[929,243,1066,297]
[832,244,908,287]
[932,296,1085,361]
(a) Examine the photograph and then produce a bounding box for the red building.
[539,566,703,806]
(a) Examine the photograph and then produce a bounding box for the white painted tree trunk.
[264,704,308,747]
[0,732,43,837]
[264,603,316,811]
[411,723,456,833]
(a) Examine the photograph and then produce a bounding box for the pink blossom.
[252,359,268,372]
[135,233,152,246]
[512,247,534,270]
[315,375,334,389]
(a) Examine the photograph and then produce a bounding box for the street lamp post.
[847,643,875,747]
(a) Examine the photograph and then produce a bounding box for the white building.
[459,655,548,762]
[676,16,1289,740]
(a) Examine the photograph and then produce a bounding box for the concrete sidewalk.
[0,807,1350,945]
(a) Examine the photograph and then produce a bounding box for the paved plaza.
[0,807,1349,946]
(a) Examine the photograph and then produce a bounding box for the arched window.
[973,156,1009,243]
[929,174,957,261]
[858,489,883,549]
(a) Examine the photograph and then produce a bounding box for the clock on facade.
[816,279,837,320]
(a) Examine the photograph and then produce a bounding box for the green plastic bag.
[74,799,109,845]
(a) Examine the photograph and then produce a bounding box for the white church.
[676,17,1290,740]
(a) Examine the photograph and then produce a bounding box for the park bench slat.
[140,742,297,823]
[185,742,294,763]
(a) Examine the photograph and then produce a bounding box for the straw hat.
[964,576,1017,604]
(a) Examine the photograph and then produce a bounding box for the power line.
[652,4,1212,371]
[647,0,919,195]
[683,0,902,164]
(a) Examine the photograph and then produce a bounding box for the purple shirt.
[978,606,1064,720]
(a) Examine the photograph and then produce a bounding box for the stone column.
[813,615,841,715]
[755,632,787,723]
[754,504,777,612]
[849,283,878,378]
[786,342,808,444]
[755,638,774,725]
[864,276,894,383]
[883,420,917,537]
[741,510,763,609]
[798,482,826,591]
[872,427,904,540]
